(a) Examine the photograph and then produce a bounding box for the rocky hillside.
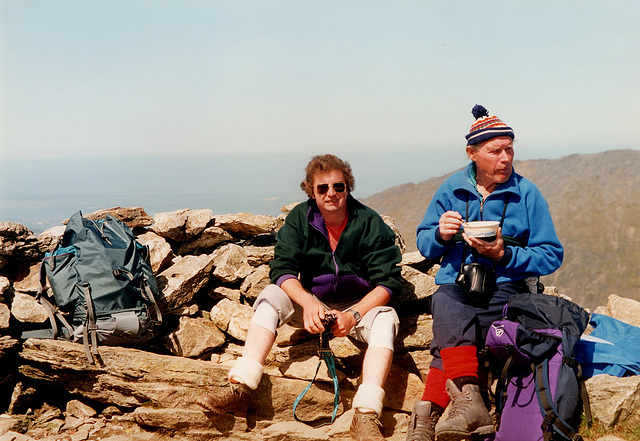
[363,149,640,311]
[0,206,639,440]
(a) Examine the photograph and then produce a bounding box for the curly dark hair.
[300,154,355,198]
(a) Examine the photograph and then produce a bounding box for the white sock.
[228,357,264,390]
[352,382,385,417]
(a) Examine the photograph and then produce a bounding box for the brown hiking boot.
[350,409,384,440]
[196,382,252,417]
[434,380,494,441]
[406,400,442,441]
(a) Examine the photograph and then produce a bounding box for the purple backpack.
[484,293,590,441]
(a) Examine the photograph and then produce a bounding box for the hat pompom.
[471,104,489,120]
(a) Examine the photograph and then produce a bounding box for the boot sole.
[435,425,495,441]
[196,397,247,418]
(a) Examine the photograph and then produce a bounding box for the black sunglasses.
[316,182,346,195]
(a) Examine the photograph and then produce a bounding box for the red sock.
[441,345,479,382]
[421,366,450,409]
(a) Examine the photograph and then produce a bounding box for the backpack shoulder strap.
[81,283,102,365]
[534,361,584,441]
[36,260,74,340]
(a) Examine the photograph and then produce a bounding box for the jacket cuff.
[434,228,448,245]
[497,247,513,266]
[276,274,297,287]
[379,285,394,298]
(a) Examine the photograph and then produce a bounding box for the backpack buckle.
[542,412,557,430]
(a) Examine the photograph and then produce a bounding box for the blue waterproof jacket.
[416,163,563,285]
[576,313,640,378]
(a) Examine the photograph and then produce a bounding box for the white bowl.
[462,221,500,238]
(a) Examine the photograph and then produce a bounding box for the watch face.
[352,310,361,322]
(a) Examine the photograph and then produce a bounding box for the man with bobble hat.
[406,105,563,441]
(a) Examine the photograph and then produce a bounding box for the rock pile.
[0,206,638,441]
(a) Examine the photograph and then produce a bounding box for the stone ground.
[0,409,633,441]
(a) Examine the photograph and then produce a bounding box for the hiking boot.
[435,380,494,441]
[406,400,442,441]
[350,409,384,441]
[196,382,252,417]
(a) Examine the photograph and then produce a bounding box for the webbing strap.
[534,362,582,441]
[37,262,74,339]
[37,292,72,339]
[82,283,100,364]
[114,269,163,326]
[493,347,515,431]
[292,332,341,427]
[142,279,163,326]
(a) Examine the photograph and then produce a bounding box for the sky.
[1,0,639,164]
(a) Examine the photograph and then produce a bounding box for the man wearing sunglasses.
[198,154,403,440]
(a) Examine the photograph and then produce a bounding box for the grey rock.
[399,266,438,303]
[240,265,270,302]
[0,276,10,297]
[214,213,281,238]
[586,374,640,428]
[10,293,48,324]
[177,226,234,255]
[0,304,10,330]
[244,245,275,267]
[156,254,216,313]
[606,294,640,327]
[37,226,65,254]
[209,286,242,302]
[136,231,174,274]
[12,263,40,294]
[81,207,153,229]
[209,298,253,342]
[65,400,97,418]
[0,222,41,262]
[164,316,226,358]
[382,214,406,254]
[152,209,212,242]
[211,244,253,283]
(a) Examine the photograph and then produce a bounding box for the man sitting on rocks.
[197,153,403,440]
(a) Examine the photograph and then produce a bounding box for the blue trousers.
[429,282,528,371]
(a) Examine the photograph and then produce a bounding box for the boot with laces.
[406,400,442,441]
[350,409,385,440]
[434,379,494,441]
[196,382,252,418]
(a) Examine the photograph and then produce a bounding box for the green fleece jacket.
[269,195,402,303]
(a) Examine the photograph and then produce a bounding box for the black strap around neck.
[464,194,510,226]
[460,194,511,263]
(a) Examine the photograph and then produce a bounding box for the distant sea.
[1,151,467,235]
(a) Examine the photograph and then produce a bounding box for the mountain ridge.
[362,149,640,310]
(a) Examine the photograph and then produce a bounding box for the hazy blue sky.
[2,0,639,162]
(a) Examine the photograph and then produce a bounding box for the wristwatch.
[350,309,362,324]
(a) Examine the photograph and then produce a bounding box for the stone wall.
[0,206,639,440]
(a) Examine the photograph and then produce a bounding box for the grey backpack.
[25,211,163,363]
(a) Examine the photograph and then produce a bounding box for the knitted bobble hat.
[465,104,514,145]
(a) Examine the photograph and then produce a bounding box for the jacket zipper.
[310,217,343,300]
